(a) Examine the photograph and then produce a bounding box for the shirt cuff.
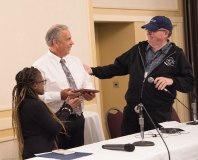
[89,68,93,75]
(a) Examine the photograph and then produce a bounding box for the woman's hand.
[65,96,82,111]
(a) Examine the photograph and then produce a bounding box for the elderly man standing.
[33,24,95,149]
[84,16,195,136]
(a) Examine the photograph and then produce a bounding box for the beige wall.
[0,0,96,159]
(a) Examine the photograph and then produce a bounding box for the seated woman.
[12,67,81,159]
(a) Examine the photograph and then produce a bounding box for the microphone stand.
[133,103,155,146]
[187,92,198,125]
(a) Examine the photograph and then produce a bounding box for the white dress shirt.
[33,50,94,112]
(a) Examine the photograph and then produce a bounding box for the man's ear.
[165,30,170,37]
[53,39,58,47]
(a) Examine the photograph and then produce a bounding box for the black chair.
[172,107,181,122]
[105,107,123,139]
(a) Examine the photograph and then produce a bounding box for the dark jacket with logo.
[92,41,195,110]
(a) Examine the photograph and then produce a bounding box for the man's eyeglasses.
[146,29,167,33]
[35,80,47,85]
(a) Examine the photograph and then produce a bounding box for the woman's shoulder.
[20,98,46,111]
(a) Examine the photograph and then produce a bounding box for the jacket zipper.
[138,47,146,99]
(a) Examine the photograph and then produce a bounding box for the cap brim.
[141,23,159,31]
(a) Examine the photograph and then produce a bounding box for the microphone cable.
[164,91,198,122]
[139,104,171,160]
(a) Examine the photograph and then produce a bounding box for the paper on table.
[159,121,182,128]
[36,152,93,160]
[159,121,198,132]
[52,149,75,155]
[26,157,58,160]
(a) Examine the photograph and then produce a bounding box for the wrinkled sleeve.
[172,50,195,93]
[92,50,131,79]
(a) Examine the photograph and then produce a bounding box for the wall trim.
[93,0,178,11]
[94,15,183,23]
[0,136,15,143]
[0,107,12,111]
[0,117,12,130]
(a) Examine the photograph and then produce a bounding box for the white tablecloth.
[83,111,105,145]
[69,122,198,160]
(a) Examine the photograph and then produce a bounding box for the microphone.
[134,104,143,115]
[147,77,171,93]
[191,92,197,121]
[191,101,197,121]
[133,103,155,146]
[187,92,198,125]
[102,143,135,152]
[134,104,144,139]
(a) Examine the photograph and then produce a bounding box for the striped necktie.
[60,58,82,116]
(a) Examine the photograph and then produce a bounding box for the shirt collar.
[146,40,171,54]
[47,50,67,64]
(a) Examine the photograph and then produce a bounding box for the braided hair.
[12,67,66,159]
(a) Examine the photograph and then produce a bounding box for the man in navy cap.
[84,16,195,135]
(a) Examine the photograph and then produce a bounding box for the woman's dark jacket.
[20,96,62,159]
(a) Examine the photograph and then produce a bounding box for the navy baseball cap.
[141,16,173,31]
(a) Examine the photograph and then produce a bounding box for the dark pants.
[57,113,85,149]
[121,105,172,136]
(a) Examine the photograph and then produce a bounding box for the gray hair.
[45,24,68,47]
